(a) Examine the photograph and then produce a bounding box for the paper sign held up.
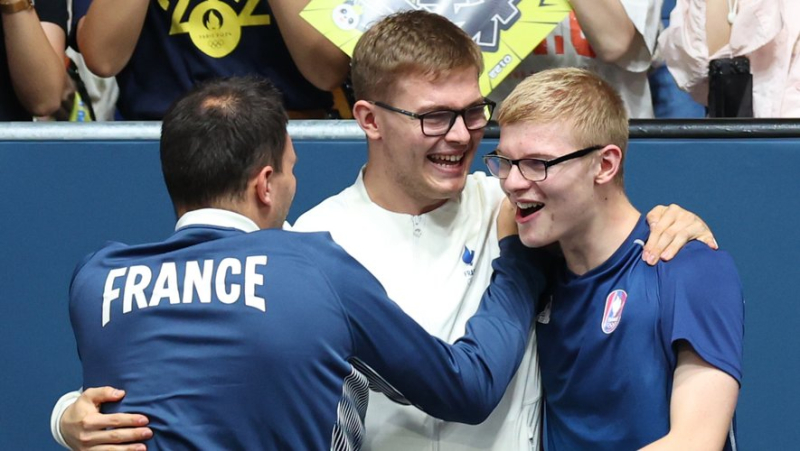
[300,0,572,97]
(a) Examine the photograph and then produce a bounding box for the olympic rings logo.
[207,39,226,48]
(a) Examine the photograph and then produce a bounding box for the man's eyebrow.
[494,148,556,160]
[418,98,487,112]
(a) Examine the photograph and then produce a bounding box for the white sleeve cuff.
[50,389,82,449]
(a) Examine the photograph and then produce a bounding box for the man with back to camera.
[62,75,554,450]
[52,10,719,451]
[488,67,743,449]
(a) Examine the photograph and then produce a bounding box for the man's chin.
[436,181,467,200]
[434,168,469,187]
[519,230,555,249]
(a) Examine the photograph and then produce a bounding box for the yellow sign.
[300,0,571,96]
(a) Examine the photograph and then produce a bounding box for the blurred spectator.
[65,48,118,121]
[36,56,96,122]
[648,0,705,118]
[488,0,661,118]
[64,0,118,122]
[660,0,800,117]
[1,0,68,120]
[72,0,349,119]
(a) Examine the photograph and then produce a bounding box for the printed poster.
[300,0,572,96]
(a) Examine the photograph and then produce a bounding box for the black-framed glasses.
[371,100,495,136]
[483,145,604,182]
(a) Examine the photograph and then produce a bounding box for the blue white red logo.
[601,289,628,334]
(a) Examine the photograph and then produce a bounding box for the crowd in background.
[1,0,797,122]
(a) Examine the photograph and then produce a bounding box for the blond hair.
[497,68,629,185]
[351,10,483,101]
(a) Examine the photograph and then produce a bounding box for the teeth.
[517,201,543,209]
[429,154,463,163]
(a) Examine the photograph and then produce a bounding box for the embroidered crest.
[601,289,627,334]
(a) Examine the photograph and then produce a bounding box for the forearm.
[345,236,546,424]
[267,0,349,91]
[77,0,149,77]
[50,390,81,448]
[379,239,546,423]
[568,0,640,63]
[2,11,65,116]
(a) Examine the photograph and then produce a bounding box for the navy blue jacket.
[71,224,546,450]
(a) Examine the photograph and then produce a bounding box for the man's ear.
[353,100,381,140]
[595,145,623,185]
[255,165,274,207]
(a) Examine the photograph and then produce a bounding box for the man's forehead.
[498,121,578,156]
[388,68,482,107]
[403,66,478,86]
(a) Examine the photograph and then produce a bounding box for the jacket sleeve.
[321,235,548,424]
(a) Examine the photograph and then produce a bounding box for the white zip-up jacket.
[294,169,542,451]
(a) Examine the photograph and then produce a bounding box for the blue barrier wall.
[1,131,798,449]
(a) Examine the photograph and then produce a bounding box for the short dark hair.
[160,76,289,211]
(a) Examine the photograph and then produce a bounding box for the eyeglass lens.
[485,157,546,181]
[422,104,492,136]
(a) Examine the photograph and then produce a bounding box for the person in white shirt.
[50,9,716,451]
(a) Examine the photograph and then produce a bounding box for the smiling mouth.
[428,154,464,166]
[517,201,544,218]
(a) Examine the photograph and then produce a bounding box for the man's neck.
[177,199,273,230]
[175,208,261,232]
[560,194,640,276]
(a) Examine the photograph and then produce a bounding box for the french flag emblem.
[601,289,628,334]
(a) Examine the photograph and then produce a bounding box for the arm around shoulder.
[328,235,547,423]
[643,204,718,265]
